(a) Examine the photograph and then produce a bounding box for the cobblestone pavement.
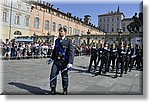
[0,56,143,95]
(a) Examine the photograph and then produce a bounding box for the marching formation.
[88,42,143,78]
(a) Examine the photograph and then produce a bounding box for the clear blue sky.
[46,0,142,26]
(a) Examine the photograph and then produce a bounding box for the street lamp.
[47,32,50,43]
[87,29,91,46]
[33,32,36,43]
[78,33,81,46]
[118,28,123,44]
[33,32,38,43]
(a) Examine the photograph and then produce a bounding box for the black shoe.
[51,88,56,95]
[62,91,68,95]
[124,72,127,74]
[87,70,90,73]
[128,70,131,72]
[103,72,106,74]
[51,91,56,95]
[119,74,123,77]
[113,75,118,78]
[98,71,101,75]
[110,69,114,72]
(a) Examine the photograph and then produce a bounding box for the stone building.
[98,6,134,45]
[27,0,105,46]
[0,0,31,41]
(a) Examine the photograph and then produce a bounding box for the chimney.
[84,15,91,24]
[43,1,45,5]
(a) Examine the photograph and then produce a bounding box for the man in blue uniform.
[50,27,74,95]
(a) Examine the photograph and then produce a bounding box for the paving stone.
[1,56,143,95]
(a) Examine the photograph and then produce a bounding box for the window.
[25,16,29,26]
[18,4,21,9]
[112,28,114,32]
[112,18,114,22]
[63,25,67,30]
[58,24,62,31]
[3,0,7,5]
[34,17,40,28]
[45,20,50,30]
[99,19,102,23]
[69,27,72,35]
[117,23,119,26]
[117,28,119,32]
[52,22,56,32]
[14,31,22,35]
[123,27,125,32]
[104,19,105,22]
[77,29,80,35]
[107,17,109,22]
[2,12,7,22]
[27,7,30,12]
[73,28,76,34]
[107,24,109,32]
[117,17,120,21]
[15,14,20,24]
[99,24,101,28]
[103,24,105,28]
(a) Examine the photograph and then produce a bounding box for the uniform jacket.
[51,38,74,66]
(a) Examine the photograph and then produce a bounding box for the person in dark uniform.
[135,44,141,70]
[88,43,98,73]
[99,42,109,75]
[108,43,117,72]
[49,27,74,95]
[124,44,131,74]
[129,44,136,72]
[114,42,126,78]
[96,43,103,69]
[139,45,143,71]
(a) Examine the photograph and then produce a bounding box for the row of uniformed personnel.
[88,42,143,78]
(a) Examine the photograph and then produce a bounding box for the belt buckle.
[57,56,60,59]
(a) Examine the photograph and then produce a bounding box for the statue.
[127,12,143,33]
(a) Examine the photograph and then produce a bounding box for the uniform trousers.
[50,62,68,90]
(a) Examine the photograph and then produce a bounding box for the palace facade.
[0,0,105,46]
[0,0,31,41]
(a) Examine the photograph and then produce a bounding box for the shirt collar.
[59,36,66,40]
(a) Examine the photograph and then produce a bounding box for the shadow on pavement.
[72,67,96,75]
[8,82,61,95]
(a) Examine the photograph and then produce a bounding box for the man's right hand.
[47,58,53,64]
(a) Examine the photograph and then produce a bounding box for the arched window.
[52,22,56,32]
[14,31,22,35]
[25,16,29,26]
[58,24,62,31]
[34,17,40,28]
[69,27,72,35]
[77,29,80,35]
[45,20,50,30]
[63,25,67,30]
[2,12,7,22]
[73,28,76,35]
[15,14,20,24]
